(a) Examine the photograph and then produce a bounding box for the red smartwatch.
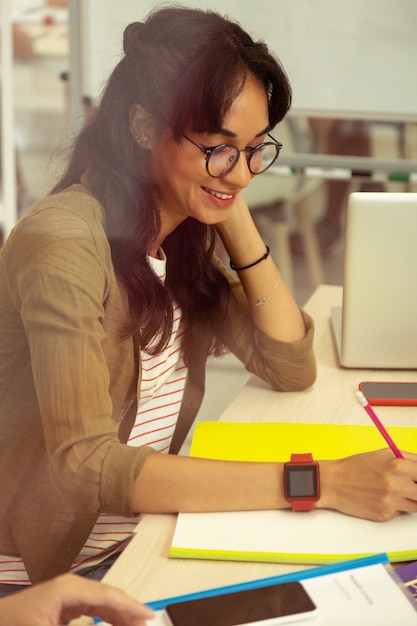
[284,453,320,511]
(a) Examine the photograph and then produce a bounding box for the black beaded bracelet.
[230,245,270,272]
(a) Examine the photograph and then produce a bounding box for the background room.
[1,0,417,427]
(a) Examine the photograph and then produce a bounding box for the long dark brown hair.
[51,6,292,361]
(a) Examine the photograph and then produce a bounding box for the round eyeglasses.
[183,134,282,178]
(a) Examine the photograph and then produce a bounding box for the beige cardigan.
[0,184,316,583]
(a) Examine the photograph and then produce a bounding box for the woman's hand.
[0,573,154,626]
[319,449,417,522]
[216,193,306,343]
[215,191,252,235]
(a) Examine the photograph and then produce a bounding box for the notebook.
[330,191,417,368]
[170,422,417,565]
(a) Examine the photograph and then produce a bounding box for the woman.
[1,6,416,595]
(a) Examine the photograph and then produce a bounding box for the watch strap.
[291,453,313,464]
[291,498,315,512]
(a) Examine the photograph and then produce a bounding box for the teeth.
[207,189,233,200]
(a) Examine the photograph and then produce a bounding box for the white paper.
[302,563,417,625]
[171,509,417,562]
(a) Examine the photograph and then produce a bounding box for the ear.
[129,103,156,149]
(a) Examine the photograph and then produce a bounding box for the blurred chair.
[243,118,324,295]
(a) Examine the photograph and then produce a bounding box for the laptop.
[330,191,417,369]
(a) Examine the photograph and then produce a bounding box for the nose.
[223,153,252,189]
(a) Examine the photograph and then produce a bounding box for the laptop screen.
[331,191,417,369]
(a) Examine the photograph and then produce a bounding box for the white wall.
[76,0,417,122]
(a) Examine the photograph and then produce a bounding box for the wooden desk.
[103,284,417,604]
[221,284,417,430]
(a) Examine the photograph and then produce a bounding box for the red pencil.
[356,391,404,459]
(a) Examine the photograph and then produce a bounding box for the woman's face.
[148,75,270,235]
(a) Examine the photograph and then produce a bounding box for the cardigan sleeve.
[3,197,152,516]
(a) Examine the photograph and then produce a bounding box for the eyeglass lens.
[207,143,280,177]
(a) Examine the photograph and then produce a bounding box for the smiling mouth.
[203,187,234,200]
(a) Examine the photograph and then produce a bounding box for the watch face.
[285,465,319,498]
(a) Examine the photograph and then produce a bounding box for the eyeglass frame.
[182,133,283,178]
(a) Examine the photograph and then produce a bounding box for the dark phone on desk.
[359,382,417,406]
[165,581,317,626]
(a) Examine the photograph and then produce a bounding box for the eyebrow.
[215,124,272,139]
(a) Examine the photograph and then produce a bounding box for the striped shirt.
[0,251,187,584]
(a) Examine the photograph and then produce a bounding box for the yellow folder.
[189,421,417,461]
